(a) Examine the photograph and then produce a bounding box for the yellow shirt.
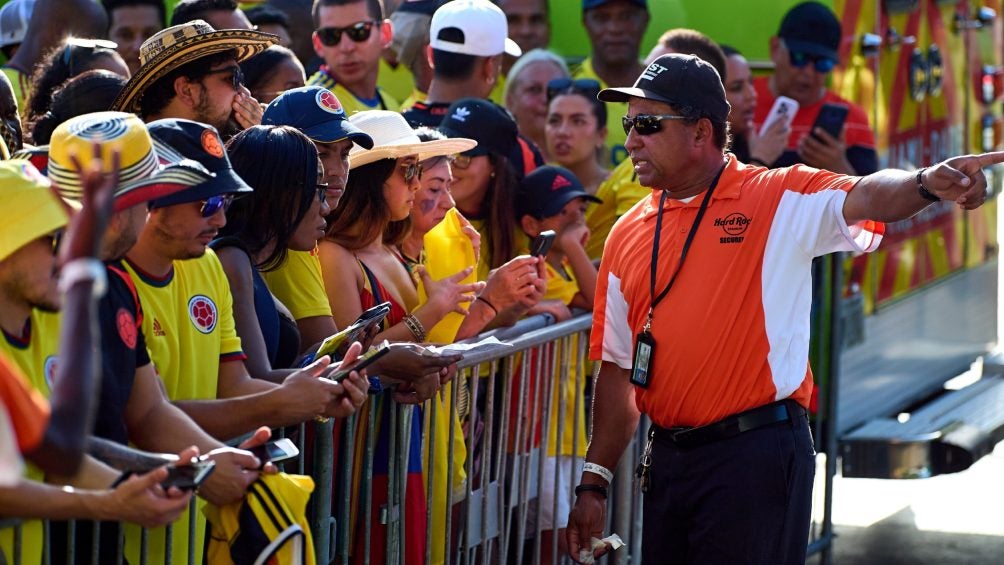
[542,260,587,457]
[306,68,399,115]
[572,57,629,168]
[261,248,332,321]
[1,66,30,117]
[584,157,651,260]
[399,87,427,113]
[489,73,506,106]
[377,57,414,105]
[0,310,61,565]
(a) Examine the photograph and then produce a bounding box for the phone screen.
[249,438,299,467]
[162,461,215,491]
[327,344,390,382]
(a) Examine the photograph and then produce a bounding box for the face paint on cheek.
[418,197,436,215]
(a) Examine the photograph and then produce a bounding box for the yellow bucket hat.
[0,159,68,262]
[48,111,212,212]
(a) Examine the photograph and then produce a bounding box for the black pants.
[642,414,815,564]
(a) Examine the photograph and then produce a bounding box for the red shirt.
[590,156,882,428]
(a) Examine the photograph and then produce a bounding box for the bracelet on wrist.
[574,483,608,499]
[916,167,940,202]
[58,258,107,297]
[475,295,498,315]
[583,462,614,484]
[403,314,427,342]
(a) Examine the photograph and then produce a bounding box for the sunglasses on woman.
[546,77,601,101]
[783,40,836,73]
[621,114,690,136]
[200,194,235,217]
[401,162,423,183]
[316,21,379,47]
[61,38,117,71]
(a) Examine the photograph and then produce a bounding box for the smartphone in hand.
[325,342,391,382]
[811,103,849,140]
[248,438,299,468]
[759,96,799,137]
[530,230,556,257]
[161,460,216,491]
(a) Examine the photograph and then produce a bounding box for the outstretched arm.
[843,151,1004,225]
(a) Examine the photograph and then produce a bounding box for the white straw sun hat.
[347,110,476,169]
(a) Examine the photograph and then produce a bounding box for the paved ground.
[814,440,1004,564]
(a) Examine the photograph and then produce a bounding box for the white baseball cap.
[0,0,34,48]
[430,0,521,58]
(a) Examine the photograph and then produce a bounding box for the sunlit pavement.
[813,441,1004,563]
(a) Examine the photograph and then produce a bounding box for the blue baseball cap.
[517,165,601,220]
[262,86,374,148]
[582,0,647,10]
[145,119,253,209]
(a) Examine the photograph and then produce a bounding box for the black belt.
[651,399,806,449]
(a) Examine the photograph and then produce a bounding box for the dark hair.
[245,4,290,29]
[657,28,727,81]
[102,0,166,28]
[325,158,410,251]
[546,82,607,130]
[669,102,732,152]
[481,154,519,269]
[719,44,741,58]
[312,0,384,26]
[26,39,123,124]
[240,45,298,94]
[431,48,480,81]
[170,0,238,26]
[30,70,128,145]
[137,50,235,118]
[223,125,320,271]
[415,127,451,168]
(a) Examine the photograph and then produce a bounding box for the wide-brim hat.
[0,160,69,262]
[112,19,277,114]
[347,110,475,170]
[47,112,213,212]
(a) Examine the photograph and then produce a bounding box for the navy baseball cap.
[598,54,730,124]
[778,2,841,62]
[517,165,601,220]
[145,118,252,208]
[582,0,647,10]
[438,98,518,158]
[262,86,374,148]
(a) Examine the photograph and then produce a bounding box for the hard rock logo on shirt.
[188,295,218,334]
[714,212,752,244]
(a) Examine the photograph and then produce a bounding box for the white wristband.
[583,462,614,484]
[58,258,107,298]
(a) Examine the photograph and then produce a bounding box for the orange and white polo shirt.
[590,156,883,428]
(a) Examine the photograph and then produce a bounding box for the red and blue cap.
[262,86,374,148]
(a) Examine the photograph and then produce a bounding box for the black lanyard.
[644,163,727,332]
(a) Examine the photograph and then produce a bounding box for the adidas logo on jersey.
[153,318,166,336]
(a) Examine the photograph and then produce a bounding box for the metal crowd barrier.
[2,309,838,564]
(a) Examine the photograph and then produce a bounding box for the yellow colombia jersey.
[122,250,242,565]
[468,218,530,283]
[585,158,652,260]
[1,66,30,116]
[0,309,61,565]
[261,248,332,321]
[306,69,399,116]
[123,250,243,401]
[377,57,414,106]
[572,57,628,168]
[541,260,587,457]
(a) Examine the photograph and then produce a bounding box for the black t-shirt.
[91,263,150,444]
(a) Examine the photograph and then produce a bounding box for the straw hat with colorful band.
[11,145,50,174]
[347,110,476,170]
[111,19,277,114]
[262,86,374,148]
[146,118,253,209]
[47,112,214,213]
[0,160,69,262]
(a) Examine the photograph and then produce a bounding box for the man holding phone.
[753,1,878,176]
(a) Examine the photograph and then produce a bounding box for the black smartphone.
[811,103,849,139]
[248,438,299,468]
[530,230,556,257]
[356,302,391,325]
[161,460,215,491]
[326,343,391,382]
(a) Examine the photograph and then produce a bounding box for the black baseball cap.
[597,54,730,124]
[438,97,518,158]
[778,1,841,61]
[582,0,647,10]
[146,118,252,208]
[517,165,601,220]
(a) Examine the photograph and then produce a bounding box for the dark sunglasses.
[61,38,117,71]
[546,77,601,101]
[452,154,473,170]
[202,65,245,90]
[200,194,235,217]
[46,230,64,255]
[784,40,836,73]
[621,114,690,136]
[316,21,378,47]
[401,161,423,183]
